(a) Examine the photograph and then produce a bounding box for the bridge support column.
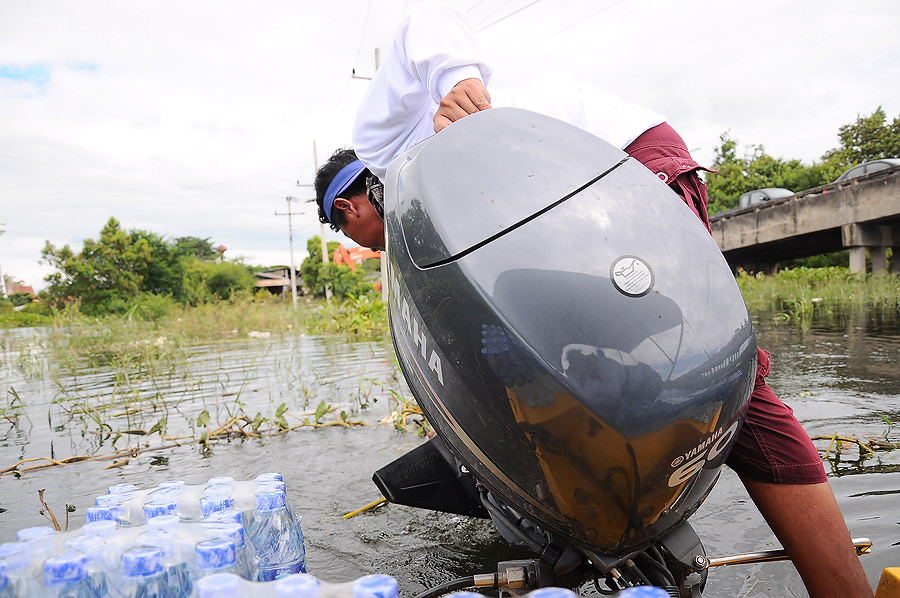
[842,224,897,274]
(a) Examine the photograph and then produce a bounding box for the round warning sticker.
[610,256,654,297]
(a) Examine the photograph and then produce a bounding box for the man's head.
[315,148,386,250]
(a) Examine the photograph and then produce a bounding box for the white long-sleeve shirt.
[352,1,666,180]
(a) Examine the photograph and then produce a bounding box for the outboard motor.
[374,108,757,596]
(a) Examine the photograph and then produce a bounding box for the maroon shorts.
[625,124,827,485]
[726,349,827,484]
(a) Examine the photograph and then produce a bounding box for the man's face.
[338,194,386,250]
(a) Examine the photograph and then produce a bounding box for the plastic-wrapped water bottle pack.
[0,473,333,597]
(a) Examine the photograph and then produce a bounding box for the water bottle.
[63,536,110,598]
[137,531,193,598]
[17,526,60,574]
[206,522,253,579]
[275,573,320,598]
[0,543,40,597]
[196,573,243,598]
[196,537,237,579]
[120,546,179,598]
[246,490,306,580]
[351,575,399,598]
[201,485,235,519]
[144,498,178,521]
[43,552,95,598]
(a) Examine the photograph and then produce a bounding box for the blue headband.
[323,160,366,223]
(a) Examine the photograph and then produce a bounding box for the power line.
[466,0,487,13]
[475,0,543,32]
[494,0,629,63]
[472,0,516,29]
[353,0,375,69]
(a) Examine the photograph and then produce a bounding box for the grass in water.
[305,293,387,338]
[736,267,900,322]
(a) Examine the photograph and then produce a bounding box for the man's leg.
[740,477,874,598]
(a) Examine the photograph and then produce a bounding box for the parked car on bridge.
[738,187,794,209]
[834,158,900,182]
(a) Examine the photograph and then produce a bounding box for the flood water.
[1,311,898,597]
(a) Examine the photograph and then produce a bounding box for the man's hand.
[433,78,492,133]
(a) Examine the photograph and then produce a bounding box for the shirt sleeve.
[352,1,492,180]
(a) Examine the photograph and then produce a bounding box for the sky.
[1,0,899,291]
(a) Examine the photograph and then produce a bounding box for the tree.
[42,218,254,313]
[42,217,152,314]
[130,230,177,295]
[8,291,33,307]
[300,236,373,299]
[173,236,219,261]
[821,106,900,168]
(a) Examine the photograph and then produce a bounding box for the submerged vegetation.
[0,290,401,480]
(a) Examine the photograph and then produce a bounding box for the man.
[315,3,873,596]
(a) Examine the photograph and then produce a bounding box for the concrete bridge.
[708,165,900,273]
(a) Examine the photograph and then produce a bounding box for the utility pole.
[311,141,332,300]
[274,198,301,307]
[297,142,332,300]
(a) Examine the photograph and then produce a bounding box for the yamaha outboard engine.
[374,108,757,596]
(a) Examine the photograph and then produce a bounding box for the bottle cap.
[197,573,243,598]
[528,589,579,598]
[208,522,245,548]
[257,480,288,494]
[85,505,117,523]
[352,574,400,598]
[43,553,87,586]
[206,476,235,487]
[16,526,55,542]
[107,483,137,494]
[83,520,118,538]
[196,538,236,571]
[255,490,287,512]
[201,495,234,518]
[122,546,164,578]
[256,472,284,482]
[0,543,27,559]
[275,573,320,598]
[144,500,177,520]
